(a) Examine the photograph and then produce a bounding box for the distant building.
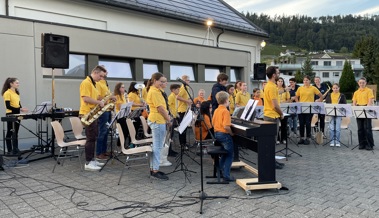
[273,53,363,83]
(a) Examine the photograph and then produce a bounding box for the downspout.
[216,29,224,47]
[5,0,9,16]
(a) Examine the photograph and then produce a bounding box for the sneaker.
[282,140,286,144]
[366,146,373,151]
[150,171,169,180]
[85,161,101,171]
[323,133,327,139]
[276,141,280,145]
[330,143,335,147]
[298,139,305,144]
[94,160,105,166]
[359,145,366,150]
[335,144,341,147]
[304,139,310,145]
[223,176,236,182]
[160,160,172,167]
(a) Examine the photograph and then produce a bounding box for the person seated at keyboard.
[212,91,235,182]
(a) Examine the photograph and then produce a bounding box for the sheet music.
[254,106,264,119]
[241,99,258,121]
[33,101,52,114]
[178,110,193,134]
[280,103,301,114]
[324,104,352,117]
[352,106,379,119]
[116,102,133,119]
[299,102,325,114]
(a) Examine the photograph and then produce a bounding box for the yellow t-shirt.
[115,94,126,113]
[142,87,148,102]
[352,87,374,105]
[278,88,290,103]
[330,92,341,104]
[3,89,20,114]
[168,92,178,118]
[147,86,167,124]
[96,80,110,98]
[263,81,280,119]
[127,92,141,111]
[235,91,250,106]
[79,76,99,115]
[229,94,235,115]
[212,105,231,133]
[177,85,189,113]
[296,86,320,102]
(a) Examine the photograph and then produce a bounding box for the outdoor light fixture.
[260,40,266,48]
[206,19,213,26]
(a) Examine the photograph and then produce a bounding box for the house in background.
[274,53,364,83]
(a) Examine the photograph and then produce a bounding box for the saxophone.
[81,93,114,126]
[322,84,331,101]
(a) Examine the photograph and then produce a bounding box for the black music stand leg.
[179,115,229,214]
[276,124,302,159]
[100,128,124,171]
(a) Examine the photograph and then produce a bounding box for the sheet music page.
[117,102,133,119]
[240,99,257,121]
[311,102,325,114]
[254,106,264,119]
[280,103,301,114]
[325,104,352,117]
[352,106,379,118]
[178,110,193,134]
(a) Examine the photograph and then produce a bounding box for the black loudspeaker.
[41,33,69,69]
[254,63,267,80]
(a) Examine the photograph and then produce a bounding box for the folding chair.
[69,117,86,140]
[50,121,86,173]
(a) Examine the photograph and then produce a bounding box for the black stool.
[206,146,229,184]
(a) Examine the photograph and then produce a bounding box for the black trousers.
[298,114,312,138]
[6,120,20,152]
[357,118,374,148]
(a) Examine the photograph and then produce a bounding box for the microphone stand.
[179,112,229,214]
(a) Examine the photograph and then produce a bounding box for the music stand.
[351,106,379,151]
[277,103,302,159]
[299,102,325,146]
[322,104,352,148]
[100,103,132,171]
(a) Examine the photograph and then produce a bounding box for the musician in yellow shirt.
[235,82,250,107]
[79,65,107,171]
[295,75,323,145]
[114,82,128,148]
[176,75,192,148]
[352,77,375,150]
[325,83,346,147]
[146,72,172,180]
[2,77,28,155]
[226,85,235,115]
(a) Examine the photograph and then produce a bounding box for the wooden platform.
[232,161,281,195]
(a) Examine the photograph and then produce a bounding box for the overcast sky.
[223,0,379,17]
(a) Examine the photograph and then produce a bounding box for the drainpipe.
[5,0,9,16]
[216,29,225,47]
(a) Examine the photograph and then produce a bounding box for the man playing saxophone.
[313,76,330,138]
[80,65,107,171]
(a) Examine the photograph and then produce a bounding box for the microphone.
[176,77,187,86]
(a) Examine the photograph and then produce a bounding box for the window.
[143,62,159,80]
[42,54,86,77]
[324,61,331,66]
[99,59,132,79]
[350,61,355,65]
[170,64,194,81]
[230,68,239,82]
[333,72,340,77]
[336,61,343,66]
[311,61,318,66]
[322,72,330,78]
[204,67,221,82]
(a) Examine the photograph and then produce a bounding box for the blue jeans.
[215,132,234,179]
[329,116,342,144]
[96,111,111,156]
[288,114,298,133]
[148,120,166,171]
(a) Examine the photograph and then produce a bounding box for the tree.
[301,56,315,80]
[353,35,379,84]
[294,69,303,83]
[339,60,357,99]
